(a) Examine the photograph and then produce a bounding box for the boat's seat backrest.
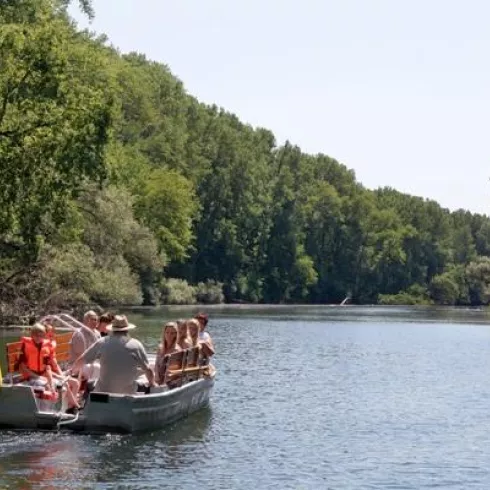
[184,347,200,367]
[182,346,201,382]
[161,350,185,385]
[5,331,73,374]
[167,350,185,368]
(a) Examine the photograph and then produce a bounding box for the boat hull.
[0,375,215,433]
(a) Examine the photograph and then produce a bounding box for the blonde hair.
[187,318,200,346]
[176,319,191,347]
[44,323,55,337]
[161,322,178,353]
[31,323,46,335]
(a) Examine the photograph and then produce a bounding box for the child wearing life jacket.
[17,323,56,386]
[17,323,80,412]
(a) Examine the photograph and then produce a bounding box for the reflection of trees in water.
[0,408,213,489]
[0,434,91,489]
[93,406,214,485]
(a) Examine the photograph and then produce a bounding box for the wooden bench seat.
[160,347,209,387]
[5,331,73,375]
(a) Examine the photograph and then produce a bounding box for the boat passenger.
[97,312,114,337]
[70,315,155,395]
[69,310,101,382]
[195,313,211,343]
[155,322,182,385]
[187,319,201,348]
[17,323,56,390]
[41,322,80,409]
[44,323,57,350]
[17,323,80,411]
[195,312,215,357]
[176,319,192,350]
[188,317,215,360]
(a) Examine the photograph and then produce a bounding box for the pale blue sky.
[71,0,490,215]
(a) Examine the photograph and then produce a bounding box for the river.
[1,305,490,489]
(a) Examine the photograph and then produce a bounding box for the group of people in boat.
[15,311,215,413]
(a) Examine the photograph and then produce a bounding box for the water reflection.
[0,434,92,489]
[3,306,490,489]
[0,407,213,489]
[93,407,213,485]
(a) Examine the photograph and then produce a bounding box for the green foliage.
[160,278,224,305]
[75,185,164,305]
[1,242,142,313]
[135,169,198,262]
[160,278,196,305]
[77,185,164,272]
[3,0,490,319]
[466,257,490,305]
[0,0,113,259]
[378,284,432,305]
[59,0,94,19]
[195,280,225,304]
[429,273,460,305]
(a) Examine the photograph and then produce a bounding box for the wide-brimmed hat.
[106,315,136,332]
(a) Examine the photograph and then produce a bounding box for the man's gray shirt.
[81,335,150,394]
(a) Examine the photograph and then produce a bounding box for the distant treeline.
[1,0,490,321]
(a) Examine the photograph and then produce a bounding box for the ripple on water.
[2,308,490,489]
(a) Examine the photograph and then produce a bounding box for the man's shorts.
[74,362,100,381]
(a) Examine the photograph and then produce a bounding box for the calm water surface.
[1,306,490,489]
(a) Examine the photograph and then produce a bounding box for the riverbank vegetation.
[2,0,490,322]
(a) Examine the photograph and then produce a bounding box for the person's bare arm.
[145,366,155,387]
[70,340,101,375]
[201,338,215,357]
[50,357,63,376]
[135,342,156,387]
[69,332,85,365]
[45,365,55,391]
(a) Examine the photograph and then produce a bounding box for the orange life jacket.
[19,337,53,380]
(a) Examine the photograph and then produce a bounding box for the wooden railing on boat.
[159,347,210,387]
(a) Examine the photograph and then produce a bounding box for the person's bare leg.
[65,378,80,409]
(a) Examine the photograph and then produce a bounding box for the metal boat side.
[0,384,72,430]
[0,374,215,433]
[70,375,215,433]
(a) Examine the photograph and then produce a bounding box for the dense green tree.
[466,257,490,305]
[0,0,112,260]
[429,272,460,305]
[134,168,198,263]
[3,0,490,318]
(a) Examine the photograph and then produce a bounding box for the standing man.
[71,315,155,394]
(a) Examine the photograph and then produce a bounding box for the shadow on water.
[0,406,213,489]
